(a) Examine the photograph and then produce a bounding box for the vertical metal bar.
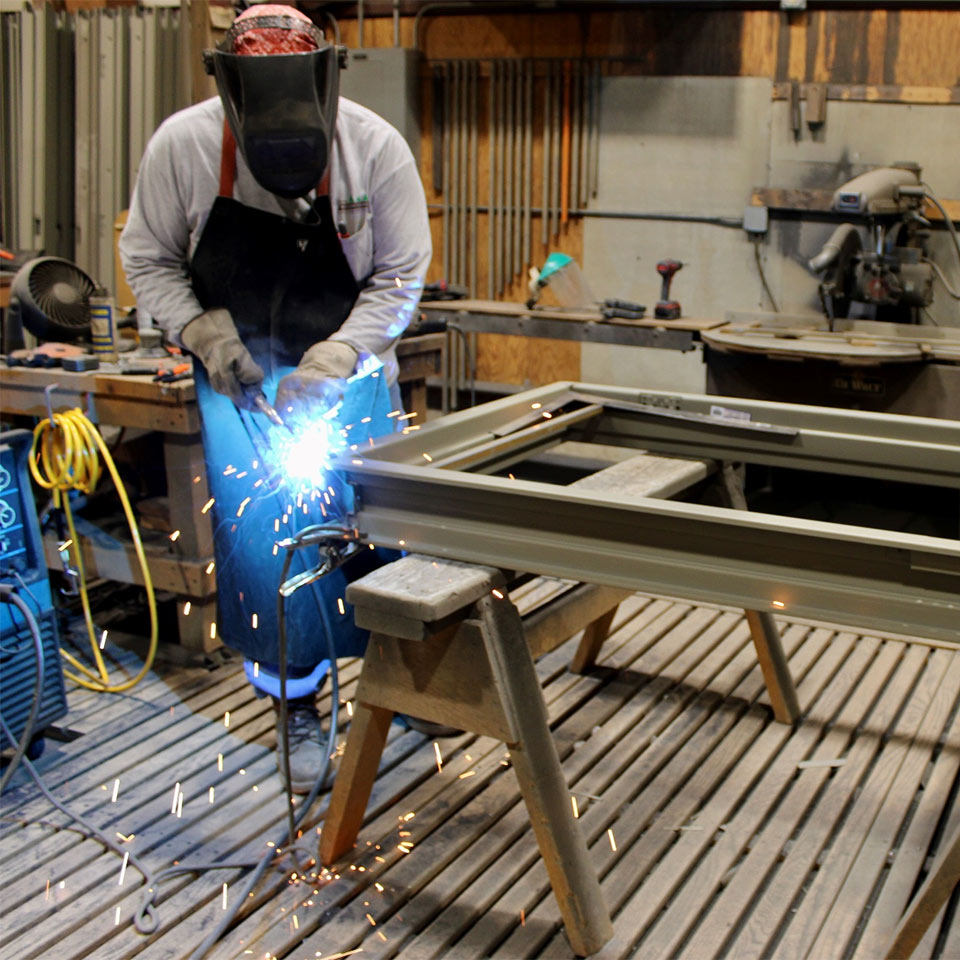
[591,60,601,199]
[441,62,450,282]
[487,59,495,301]
[450,60,460,286]
[19,7,36,250]
[470,60,478,299]
[570,59,581,218]
[459,58,468,291]
[579,60,590,210]
[497,60,506,296]
[541,62,550,248]
[432,65,443,195]
[504,58,514,291]
[513,58,522,281]
[560,59,571,227]
[75,12,92,275]
[492,60,501,297]
[550,61,561,243]
[523,59,533,272]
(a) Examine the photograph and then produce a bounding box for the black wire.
[0,585,45,794]
[447,322,477,408]
[753,237,780,313]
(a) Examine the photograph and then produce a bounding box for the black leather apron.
[187,122,374,667]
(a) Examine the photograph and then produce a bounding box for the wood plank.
[720,644,929,960]
[853,702,960,959]
[635,631,873,960]
[680,639,911,960]
[806,652,960,958]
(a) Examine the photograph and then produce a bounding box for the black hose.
[0,584,45,794]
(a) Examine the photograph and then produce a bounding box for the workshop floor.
[2,581,959,960]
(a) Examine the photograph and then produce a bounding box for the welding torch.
[246,387,295,434]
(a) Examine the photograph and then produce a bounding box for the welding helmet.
[203,5,342,198]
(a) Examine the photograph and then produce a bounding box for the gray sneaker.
[273,697,326,795]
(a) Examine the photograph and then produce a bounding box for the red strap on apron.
[218,119,330,198]
[219,119,237,198]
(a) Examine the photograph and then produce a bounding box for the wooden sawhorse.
[318,453,802,956]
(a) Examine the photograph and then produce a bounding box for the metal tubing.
[571,59,581,221]
[460,59,468,292]
[523,59,533,272]
[487,59,495,300]
[514,58,523,279]
[392,0,400,46]
[560,59,571,226]
[441,62,450,283]
[450,59,460,285]
[551,61,561,243]
[541,62,550,248]
[498,60,507,295]
[357,0,364,48]
[504,59,514,292]
[492,60,500,297]
[580,58,590,210]
[432,65,443,195]
[591,60,600,199]
[470,60,478,299]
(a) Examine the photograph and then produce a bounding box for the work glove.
[180,308,264,409]
[274,341,358,419]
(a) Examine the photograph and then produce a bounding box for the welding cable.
[0,585,45,794]
[29,408,158,693]
[188,539,341,960]
[753,237,780,313]
[922,184,960,304]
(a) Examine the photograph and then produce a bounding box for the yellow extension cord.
[30,408,159,693]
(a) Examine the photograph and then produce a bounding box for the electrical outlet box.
[340,48,421,163]
[743,205,770,236]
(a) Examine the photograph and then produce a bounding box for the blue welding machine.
[0,429,68,759]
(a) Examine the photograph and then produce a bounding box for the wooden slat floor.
[2,581,958,960]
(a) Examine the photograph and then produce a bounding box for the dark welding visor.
[206,46,340,198]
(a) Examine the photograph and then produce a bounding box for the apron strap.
[219,118,331,199]
[219,119,237,198]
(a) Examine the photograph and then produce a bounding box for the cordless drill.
[655,259,683,320]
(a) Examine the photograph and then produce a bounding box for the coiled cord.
[29,408,158,693]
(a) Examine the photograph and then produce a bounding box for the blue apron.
[187,123,394,667]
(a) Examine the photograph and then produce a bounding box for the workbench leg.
[719,463,800,725]
[319,700,394,866]
[163,433,214,560]
[479,594,612,956]
[886,821,960,959]
[569,606,619,675]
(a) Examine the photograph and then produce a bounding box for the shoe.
[273,696,326,795]
[397,714,463,738]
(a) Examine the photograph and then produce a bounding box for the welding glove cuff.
[274,340,358,418]
[181,309,264,409]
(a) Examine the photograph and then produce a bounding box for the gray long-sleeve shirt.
[119,96,431,383]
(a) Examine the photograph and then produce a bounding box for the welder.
[119,3,431,792]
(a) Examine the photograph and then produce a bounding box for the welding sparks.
[206,561,216,574]
[772,600,785,608]
[491,589,504,599]
[542,411,553,419]
[201,497,215,514]
[183,601,192,616]
[209,787,215,804]
[422,453,433,462]
[224,711,230,728]
[398,412,417,420]
[337,597,345,615]
[434,742,443,773]
[169,529,181,542]
[571,796,580,819]
[217,753,223,772]
[236,497,251,517]
[111,779,120,802]
[99,629,109,650]
[210,622,217,640]
[366,913,377,926]
[521,908,526,925]
[607,828,618,851]
[171,782,181,814]
[118,852,129,885]
[222,883,228,910]
[458,770,476,779]
[59,538,74,551]
[176,793,183,818]
[115,906,121,925]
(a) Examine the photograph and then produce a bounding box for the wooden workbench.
[0,334,444,651]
